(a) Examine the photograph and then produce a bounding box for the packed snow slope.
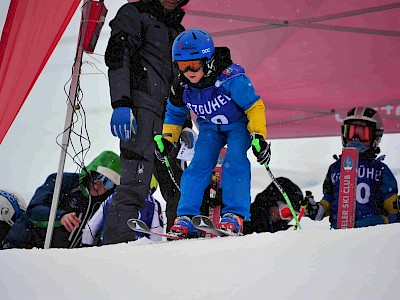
[1,0,400,205]
[1,2,400,299]
[1,219,400,300]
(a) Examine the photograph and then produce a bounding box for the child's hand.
[154,135,174,160]
[61,212,81,232]
[169,79,185,107]
[251,133,271,165]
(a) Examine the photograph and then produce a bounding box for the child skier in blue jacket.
[155,28,270,236]
[307,106,399,228]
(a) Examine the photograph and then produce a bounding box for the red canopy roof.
[184,0,400,139]
[1,0,399,143]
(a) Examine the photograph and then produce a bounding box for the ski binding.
[192,215,239,237]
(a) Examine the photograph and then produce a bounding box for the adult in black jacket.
[103,0,190,244]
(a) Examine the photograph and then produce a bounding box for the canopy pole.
[44,0,89,249]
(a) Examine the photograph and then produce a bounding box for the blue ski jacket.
[320,155,398,228]
[163,63,266,141]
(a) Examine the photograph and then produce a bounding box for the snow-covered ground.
[1,2,400,299]
[2,219,400,300]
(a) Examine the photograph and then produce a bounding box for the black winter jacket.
[105,0,185,117]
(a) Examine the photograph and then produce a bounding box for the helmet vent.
[363,107,377,119]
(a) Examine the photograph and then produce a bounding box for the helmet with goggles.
[341,106,384,150]
[0,190,26,226]
[172,29,215,76]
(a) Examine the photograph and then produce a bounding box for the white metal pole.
[44,0,89,249]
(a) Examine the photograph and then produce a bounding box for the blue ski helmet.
[172,29,214,62]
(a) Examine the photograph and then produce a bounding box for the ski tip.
[127,218,150,232]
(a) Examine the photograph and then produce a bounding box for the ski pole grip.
[154,135,164,152]
[154,134,171,167]
[252,139,261,152]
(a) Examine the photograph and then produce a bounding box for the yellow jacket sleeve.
[162,124,182,143]
[320,200,330,217]
[383,194,399,214]
[244,99,267,139]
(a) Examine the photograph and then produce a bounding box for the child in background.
[82,175,163,245]
[308,107,399,228]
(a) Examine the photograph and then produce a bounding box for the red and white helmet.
[341,106,384,150]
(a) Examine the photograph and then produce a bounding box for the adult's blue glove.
[110,107,137,141]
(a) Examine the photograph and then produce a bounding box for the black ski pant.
[102,108,163,245]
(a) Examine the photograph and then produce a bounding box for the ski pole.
[252,139,302,229]
[294,206,306,230]
[294,191,314,230]
[154,134,181,192]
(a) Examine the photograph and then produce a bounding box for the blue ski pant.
[177,122,251,220]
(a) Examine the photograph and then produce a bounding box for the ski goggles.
[274,201,294,220]
[176,60,203,73]
[93,173,114,189]
[343,123,372,142]
[279,206,293,221]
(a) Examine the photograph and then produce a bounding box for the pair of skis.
[127,215,238,240]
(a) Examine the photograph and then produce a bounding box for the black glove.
[300,190,313,207]
[169,78,185,107]
[251,133,271,165]
[303,191,325,221]
[154,136,174,161]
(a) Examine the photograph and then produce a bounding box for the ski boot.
[170,216,200,238]
[218,213,243,235]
